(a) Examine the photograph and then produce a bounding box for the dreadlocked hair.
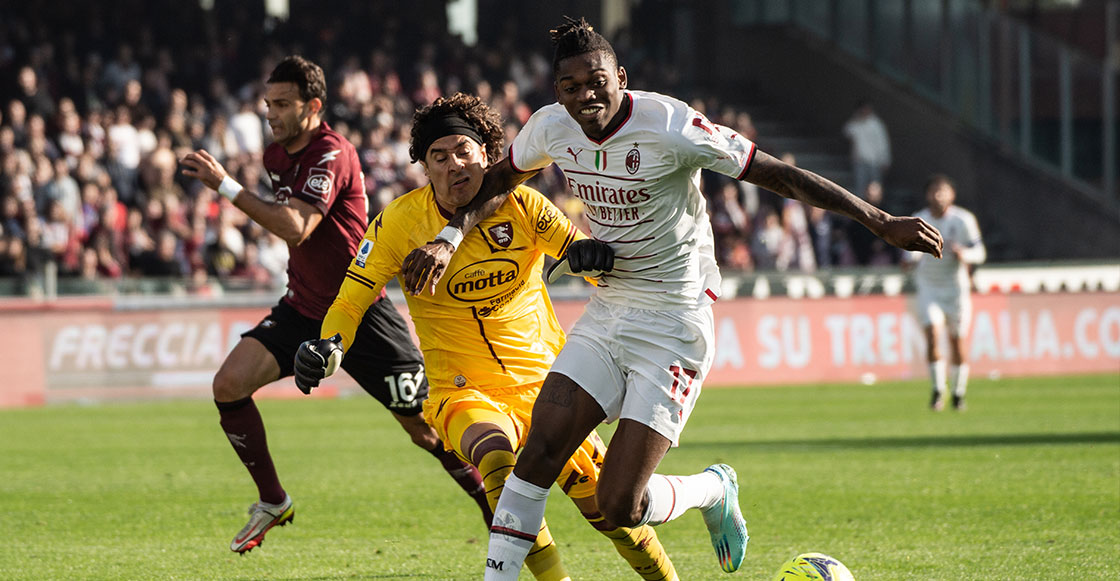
[409,92,505,163]
[549,16,617,72]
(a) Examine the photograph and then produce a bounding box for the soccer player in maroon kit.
[180,55,490,554]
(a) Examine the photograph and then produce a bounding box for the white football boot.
[230,494,294,554]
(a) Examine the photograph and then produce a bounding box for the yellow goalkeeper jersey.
[322,183,580,391]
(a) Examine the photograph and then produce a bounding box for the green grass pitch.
[1,373,1116,580]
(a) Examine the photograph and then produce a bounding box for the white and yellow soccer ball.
[771,552,854,581]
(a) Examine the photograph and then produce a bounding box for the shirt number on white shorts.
[668,364,698,405]
[384,365,424,405]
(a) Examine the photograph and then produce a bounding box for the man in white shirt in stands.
[904,174,986,411]
[843,101,891,202]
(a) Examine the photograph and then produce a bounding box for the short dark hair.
[924,173,956,193]
[549,16,617,73]
[267,55,327,105]
[409,92,504,163]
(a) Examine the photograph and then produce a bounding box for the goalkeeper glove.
[546,239,614,284]
[294,334,343,394]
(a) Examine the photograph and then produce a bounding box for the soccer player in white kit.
[903,174,986,411]
[401,17,943,577]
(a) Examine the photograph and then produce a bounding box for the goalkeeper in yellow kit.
[292,93,676,581]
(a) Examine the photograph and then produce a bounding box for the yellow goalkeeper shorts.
[423,383,605,499]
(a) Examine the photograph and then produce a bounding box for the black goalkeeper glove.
[546,239,615,283]
[293,334,343,394]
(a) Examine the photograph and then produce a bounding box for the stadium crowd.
[0,1,882,295]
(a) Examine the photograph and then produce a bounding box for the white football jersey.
[909,205,985,290]
[510,90,757,309]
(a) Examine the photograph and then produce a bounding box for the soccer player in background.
[179,56,489,554]
[902,174,985,411]
[294,92,678,580]
[399,17,944,577]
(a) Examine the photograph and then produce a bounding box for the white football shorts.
[916,284,972,337]
[549,295,715,446]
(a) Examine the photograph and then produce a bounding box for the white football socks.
[485,474,550,580]
[639,471,722,526]
[950,363,969,397]
[929,360,947,395]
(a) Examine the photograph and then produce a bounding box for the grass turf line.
[0,373,1116,579]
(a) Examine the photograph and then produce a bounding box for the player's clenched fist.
[546,238,614,283]
[293,335,343,394]
[567,239,614,274]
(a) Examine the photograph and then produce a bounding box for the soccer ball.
[771,552,854,581]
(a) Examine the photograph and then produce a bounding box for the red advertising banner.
[1,292,1117,408]
[668,292,1120,386]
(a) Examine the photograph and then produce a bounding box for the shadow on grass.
[684,431,1120,451]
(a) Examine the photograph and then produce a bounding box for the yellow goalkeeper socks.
[524,521,569,581]
[583,508,678,581]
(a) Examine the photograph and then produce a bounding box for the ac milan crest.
[626,147,641,175]
[488,222,513,247]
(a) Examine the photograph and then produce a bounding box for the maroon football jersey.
[262,122,368,319]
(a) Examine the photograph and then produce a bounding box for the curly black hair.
[409,92,504,163]
[549,16,617,73]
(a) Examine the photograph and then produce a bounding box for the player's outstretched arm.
[743,150,943,258]
[179,149,322,246]
[400,158,535,295]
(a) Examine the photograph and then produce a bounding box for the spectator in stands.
[40,199,79,272]
[0,1,871,299]
[101,44,141,103]
[751,205,784,270]
[847,180,897,266]
[0,232,28,278]
[41,158,81,224]
[88,228,124,279]
[710,179,752,270]
[16,66,55,120]
[132,228,187,277]
[807,205,833,269]
[229,98,265,156]
[842,100,891,203]
[57,109,85,165]
[775,153,816,272]
[6,100,28,148]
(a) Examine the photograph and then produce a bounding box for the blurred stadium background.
[0,0,1115,404]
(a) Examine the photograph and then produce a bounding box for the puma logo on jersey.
[318,149,341,165]
[566,146,583,163]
